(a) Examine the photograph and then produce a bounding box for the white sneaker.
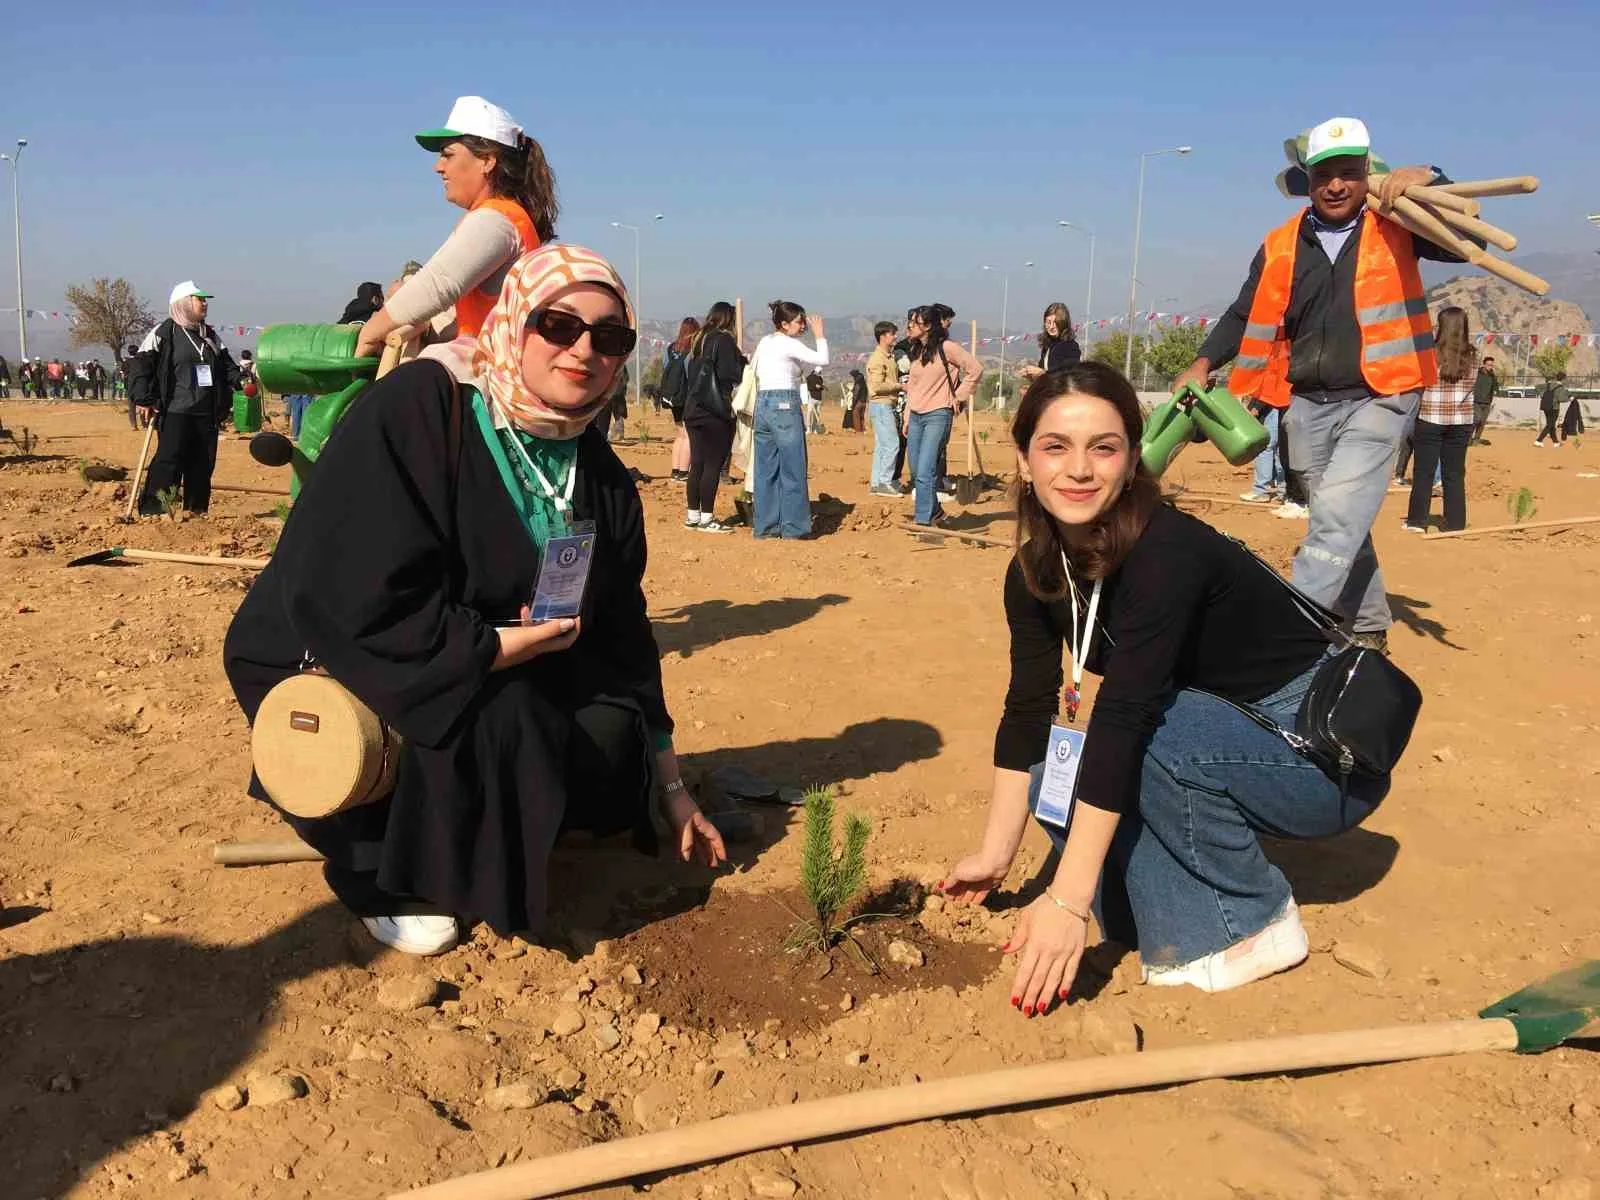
[1273,501,1309,519]
[936,490,956,503]
[1141,900,1308,993]
[1238,491,1273,503]
[695,519,734,534]
[684,510,702,528]
[362,913,460,956]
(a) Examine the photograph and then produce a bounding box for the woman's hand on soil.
[1003,893,1088,1017]
[938,852,1010,906]
[661,787,727,867]
[492,612,580,670]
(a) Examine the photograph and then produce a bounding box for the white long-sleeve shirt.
[751,333,828,392]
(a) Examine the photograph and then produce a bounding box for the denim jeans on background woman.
[869,401,899,490]
[906,407,953,525]
[1027,652,1387,964]
[753,389,811,538]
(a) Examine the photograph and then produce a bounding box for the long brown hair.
[1011,362,1163,599]
[1040,302,1073,348]
[1433,305,1476,383]
[693,301,736,354]
[458,133,559,243]
[672,317,700,354]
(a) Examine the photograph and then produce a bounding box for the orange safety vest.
[453,196,539,338]
[1229,208,1436,400]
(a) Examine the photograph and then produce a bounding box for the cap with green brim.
[415,95,522,152]
[1304,117,1372,167]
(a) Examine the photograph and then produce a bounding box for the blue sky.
[3,0,1597,343]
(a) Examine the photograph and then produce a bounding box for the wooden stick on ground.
[391,1019,1519,1200]
[1427,515,1600,540]
[211,482,293,497]
[211,839,326,866]
[900,522,1011,549]
[1434,176,1539,199]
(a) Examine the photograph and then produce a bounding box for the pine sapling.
[785,785,874,958]
[1507,486,1537,524]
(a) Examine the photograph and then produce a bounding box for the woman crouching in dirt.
[224,244,725,957]
[940,363,1391,1012]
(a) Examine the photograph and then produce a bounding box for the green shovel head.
[1480,960,1600,1053]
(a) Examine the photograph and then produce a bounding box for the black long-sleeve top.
[994,505,1329,814]
[1198,207,1468,400]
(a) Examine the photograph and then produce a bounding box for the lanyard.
[501,427,576,513]
[1060,552,1102,724]
[179,326,211,360]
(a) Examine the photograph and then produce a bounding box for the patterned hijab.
[421,243,632,440]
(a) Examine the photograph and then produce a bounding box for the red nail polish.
[1024,1004,1034,1017]
[1010,996,1020,1008]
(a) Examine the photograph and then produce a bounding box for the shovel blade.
[66,548,122,568]
[1480,960,1600,1053]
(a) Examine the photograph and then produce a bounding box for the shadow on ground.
[1389,592,1466,650]
[0,903,353,1198]
[652,593,848,658]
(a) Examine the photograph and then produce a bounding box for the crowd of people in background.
[0,354,114,400]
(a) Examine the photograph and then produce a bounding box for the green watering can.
[1141,382,1270,478]
[253,324,382,493]
[231,388,263,434]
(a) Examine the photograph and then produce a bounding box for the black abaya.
[223,361,671,934]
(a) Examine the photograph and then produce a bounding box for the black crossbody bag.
[1219,541,1423,792]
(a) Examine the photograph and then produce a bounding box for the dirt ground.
[2,395,1597,1200]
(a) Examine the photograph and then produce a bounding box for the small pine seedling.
[156,485,183,516]
[271,500,292,522]
[787,785,872,955]
[1506,487,1537,525]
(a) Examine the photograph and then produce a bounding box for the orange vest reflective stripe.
[1228,208,1437,400]
[453,196,539,338]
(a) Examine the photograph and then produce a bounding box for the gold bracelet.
[1044,889,1090,922]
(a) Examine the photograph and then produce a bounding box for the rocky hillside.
[1426,275,1595,377]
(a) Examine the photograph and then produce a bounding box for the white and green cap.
[416,96,522,152]
[1305,117,1371,167]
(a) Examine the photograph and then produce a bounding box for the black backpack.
[659,348,688,409]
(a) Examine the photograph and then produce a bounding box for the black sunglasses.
[527,308,637,358]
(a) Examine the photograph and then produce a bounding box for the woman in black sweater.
[682,300,746,532]
[1017,302,1083,389]
[942,363,1390,1010]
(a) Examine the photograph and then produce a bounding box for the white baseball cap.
[169,280,213,305]
[1305,117,1371,167]
[416,96,523,152]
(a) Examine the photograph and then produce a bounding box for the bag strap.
[1223,533,1351,647]
[934,339,963,405]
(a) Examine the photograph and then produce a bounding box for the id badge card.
[529,524,596,622]
[194,363,214,388]
[1035,723,1086,828]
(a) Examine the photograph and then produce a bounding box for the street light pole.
[1057,220,1096,346]
[610,214,663,411]
[1,139,27,360]
[983,262,1032,411]
[1124,145,1191,378]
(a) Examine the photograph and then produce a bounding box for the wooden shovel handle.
[1374,197,1550,296]
[1406,186,1480,218]
[1430,204,1518,253]
[377,323,419,381]
[120,548,272,570]
[124,420,157,521]
[393,1019,1519,1200]
[1427,515,1600,540]
[1433,176,1539,199]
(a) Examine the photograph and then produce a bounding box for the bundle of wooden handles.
[1366,176,1547,295]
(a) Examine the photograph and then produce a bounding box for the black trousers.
[1405,420,1470,531]
[139,412,218,514]
[685,414,734,514]
[1535,410,1561,444]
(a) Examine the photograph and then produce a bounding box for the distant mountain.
[1425,274,1594,377]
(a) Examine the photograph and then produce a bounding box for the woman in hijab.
[224,244,725,956]
[130,281,241,515]
[354,97,553,358]
[339,282,385,325]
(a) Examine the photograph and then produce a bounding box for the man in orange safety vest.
[1173,117,1468,654]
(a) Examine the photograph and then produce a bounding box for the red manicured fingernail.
[1058,988,1069,999]
[1010,996,1020,1008]
[1024,1004,1034,1017]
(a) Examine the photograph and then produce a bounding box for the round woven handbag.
[251,670,402,819]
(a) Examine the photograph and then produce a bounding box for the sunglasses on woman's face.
[527,308,637,358]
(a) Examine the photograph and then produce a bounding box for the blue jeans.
[287,394,314,440]
[907,408,952,524]
[1286,390,1419,634]
[1249,406,1283,495]
[753,390,811,538]
[869,402,899,488]
[1027,655,1388,963]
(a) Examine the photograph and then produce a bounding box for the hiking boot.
[1348,629,1389,655]
[1141,900,1308,993]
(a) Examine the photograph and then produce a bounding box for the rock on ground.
[375,975,442,1012]
[247,1074,307,1107]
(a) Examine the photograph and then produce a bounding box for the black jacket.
[129,318,241,416]
[685,328,745,423]
[1039,337,1082,372]
[1199,211,1467,400]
